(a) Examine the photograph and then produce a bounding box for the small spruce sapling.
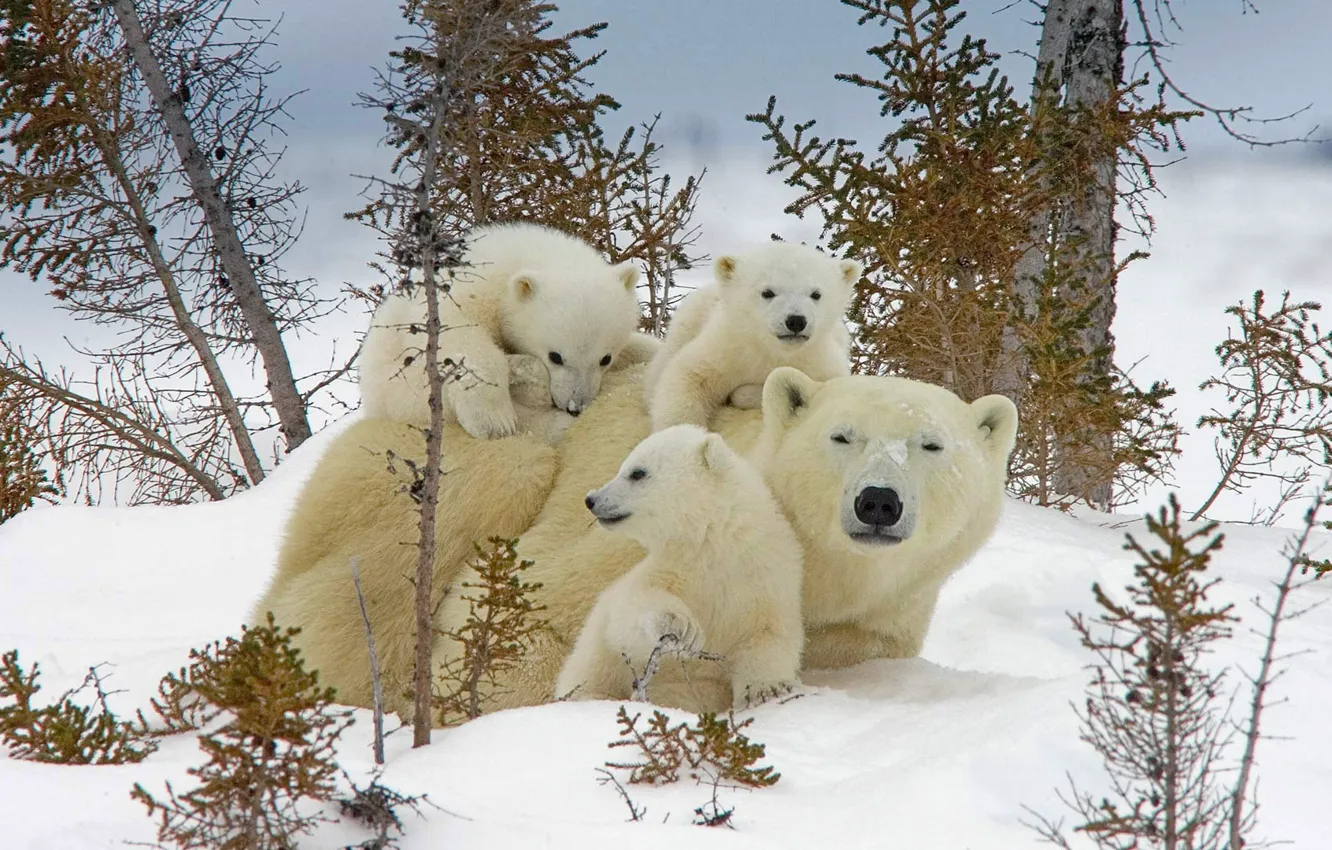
[1026,495,1236,849]
[606,705,781,788]
[432,537,547,726]
[0,652,155,764]
[132,614,353,850]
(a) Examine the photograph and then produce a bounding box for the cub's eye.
[628,468,648,481]
[922,441,943,453]
[811,290,822,301]
[831,433,852,445]
[548,351,563,366]
[760,289,776,300]
[600,354,612,367]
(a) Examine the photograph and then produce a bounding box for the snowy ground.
[1,416,1329,849]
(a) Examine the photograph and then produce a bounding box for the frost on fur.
[432,537,548,726]
[131,614,353,850]
[0,651,155,765]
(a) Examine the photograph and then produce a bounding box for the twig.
[1228,479,1331,848]
[595,768,646,822]
[350,556,385,766]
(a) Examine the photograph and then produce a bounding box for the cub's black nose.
[584,494,596,511]
[854,486,902,527]
[785,314,807,334]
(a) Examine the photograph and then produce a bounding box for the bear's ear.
[971,394,1019,459]
[762,367,822,431]
[713,255,740,287]
[614,261,640,292]
[511,271,538,302]
[699,432,733,473]
[838,258,864,287]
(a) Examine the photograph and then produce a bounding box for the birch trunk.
[1051,0,1122,510]
[108,0,313,452]
[994,0,1074,404]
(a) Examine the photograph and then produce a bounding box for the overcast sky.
[3,1,1330,518]
[5,0,1328,354]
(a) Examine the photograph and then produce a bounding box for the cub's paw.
[453,387,519,439]
[650,609,706,657]
[727,383,765,410]
[735,680,800,709]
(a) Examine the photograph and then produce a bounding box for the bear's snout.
[854,486,903,527]
[566,401,583,416]
[784,314,807,335]
[584,493,597,511]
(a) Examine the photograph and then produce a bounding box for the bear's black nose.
[566,401,583,416]
[854,486,902,527]
[584,494,597,511]
[785,314,807,334]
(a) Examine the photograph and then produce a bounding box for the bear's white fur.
[256,364,1018,721]
[644,242,862,430]
[506,354,576,445]
[555,425,804,708]
[358,222,657,438]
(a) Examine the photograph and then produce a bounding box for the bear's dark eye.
[811,290,822,301]
[548,351,563,366]
[761,289,776,300]
[922,441,943,453]
[628,467,648,481]
[600,354,612,367]
[831,433,851,445]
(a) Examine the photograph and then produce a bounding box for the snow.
[2,414,1329,849]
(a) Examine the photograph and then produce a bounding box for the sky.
[2,0,1330,518]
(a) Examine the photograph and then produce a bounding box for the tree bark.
[108,0,313,452]
[411,74,456,750]
[994,0,1075,406]
[1050,0,1122,510]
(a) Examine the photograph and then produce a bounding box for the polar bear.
[256,364,1018,721]
[358,222,658,439]
[506,354,576,445]
[555,425,803,709]
[644,241,862,430]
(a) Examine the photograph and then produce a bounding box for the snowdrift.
[1,417,1328,849]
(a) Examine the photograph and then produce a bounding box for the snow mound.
[1,419,1329,849]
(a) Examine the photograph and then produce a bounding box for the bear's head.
[750,367,1017,580]
[713,242,862,350]
[583,424,739,549]
[504,261,641,416]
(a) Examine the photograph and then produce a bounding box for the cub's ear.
[838,258,864,286]
[613,261,640,291]
[713,255,740,287]
[971,394,1019,460]
[510,270,538,302]
[699,432,733,472]
[762,367,822,431]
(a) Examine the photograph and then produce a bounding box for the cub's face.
[714,244,862,348]
[752,368,1018,557]
[583,425,732,546]
[505,262,641,415]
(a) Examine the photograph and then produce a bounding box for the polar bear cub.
[555,424,805,709]
[644,242,862,430]
[359,222,654,439]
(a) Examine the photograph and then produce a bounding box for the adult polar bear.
[255,364,1019,721]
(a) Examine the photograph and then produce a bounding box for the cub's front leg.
[444,326,519,439]
[648,347,735,431]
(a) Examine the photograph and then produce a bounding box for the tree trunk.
[411,78,455,749]
[994,0,1074,405]
[1051,0,1123,510]
[1002,0,1122,510]
[91,135,266,488]
[108,0,313,453]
